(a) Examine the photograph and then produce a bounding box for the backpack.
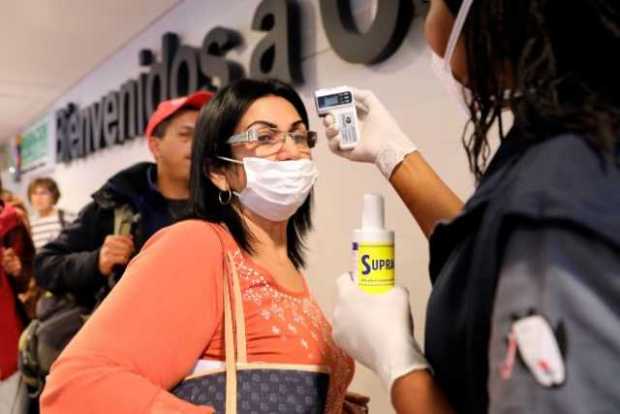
[18,205,138,395]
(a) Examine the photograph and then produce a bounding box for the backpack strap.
[113,204,138,236]
[58,209,66,229]
[104,204,139,292]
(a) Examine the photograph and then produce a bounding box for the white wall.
[10,1,478,412]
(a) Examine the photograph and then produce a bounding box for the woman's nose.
[275,133,303,160]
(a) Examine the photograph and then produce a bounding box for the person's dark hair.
[27,177,61,204]
[151,108,196,139]
[189,78,313,269]
[443,0,620,180]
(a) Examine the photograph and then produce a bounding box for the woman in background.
[27,177,75,251]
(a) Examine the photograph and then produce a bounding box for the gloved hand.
[322,88,417,179]
[332,273,429,391]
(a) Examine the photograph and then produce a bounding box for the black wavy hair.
[443,0,620,179]
[189,78,313,269]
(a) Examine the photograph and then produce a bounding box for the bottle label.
[352,242,359,281]
[357,243,395,294]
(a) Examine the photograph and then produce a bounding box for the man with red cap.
[36,90,213,311]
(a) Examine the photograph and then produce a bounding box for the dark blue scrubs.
[425,128,620,413]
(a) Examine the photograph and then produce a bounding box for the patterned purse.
[172,251,330,413]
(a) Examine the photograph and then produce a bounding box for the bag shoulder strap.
[223,249,246,414]
[223,254,237,414]
[58,209,66,228]
[209,224,248,362]
[205,223,251,414]
[229,253,247,363]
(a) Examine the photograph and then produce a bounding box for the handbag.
[172,251,331,413]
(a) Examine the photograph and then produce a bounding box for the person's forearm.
[35,249,103,295]
[389,152,463,238]
[391,370,456,414]
[42,354,214,414]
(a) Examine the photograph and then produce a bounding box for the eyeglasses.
[226,127,317,154]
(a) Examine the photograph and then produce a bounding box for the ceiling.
[0,0,182,143]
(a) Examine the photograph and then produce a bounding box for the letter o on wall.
[319,0,414,64]
[170,46,200,98]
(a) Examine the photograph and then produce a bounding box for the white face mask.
[218,156,319,222]
[430,0,474,116]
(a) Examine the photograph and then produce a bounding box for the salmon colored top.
[41,220,354,413]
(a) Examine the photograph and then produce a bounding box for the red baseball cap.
[145,90,214,138]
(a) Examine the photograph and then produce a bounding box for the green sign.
[21,118,50,173]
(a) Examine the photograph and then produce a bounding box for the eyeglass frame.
[226,127,318,149]
[30,189,53,196]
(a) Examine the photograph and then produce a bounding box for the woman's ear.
[207,164,229,191]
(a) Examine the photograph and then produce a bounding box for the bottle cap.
[361,193,384,229]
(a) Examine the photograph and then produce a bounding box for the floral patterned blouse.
[41,220,354,414]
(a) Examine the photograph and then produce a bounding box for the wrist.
[99,265,112,277]
[97,254,111,277]
[96,248,109,277]
[381,336,430,391]
[375,140,418,179]
[387,363,431,391]
[391,369,456,414]
[391,369,429,396]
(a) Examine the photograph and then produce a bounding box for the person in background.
[27,177,75,252]
[1,191,39,320]
[3,189,40,414]
[35,90,213,310]
[2,192,31,233]
[326,0,620,413]
[0,179,35,414]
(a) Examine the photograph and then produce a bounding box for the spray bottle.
[352,193,395,294]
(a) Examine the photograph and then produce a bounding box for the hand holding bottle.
[332,273,430,391]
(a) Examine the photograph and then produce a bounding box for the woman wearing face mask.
[40,79,363,414]
[326,0,620,413]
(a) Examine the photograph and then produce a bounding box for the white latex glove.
[332,273,429,391]
[322,88,417,179]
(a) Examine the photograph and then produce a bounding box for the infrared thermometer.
[314,86,360,149]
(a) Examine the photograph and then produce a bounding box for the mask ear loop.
[217,156,244,165]
[443,0,474,70]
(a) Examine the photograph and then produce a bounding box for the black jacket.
[424,128,620,413]
[35,162,189,309]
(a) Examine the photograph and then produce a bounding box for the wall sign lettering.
[56,0,414,163]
